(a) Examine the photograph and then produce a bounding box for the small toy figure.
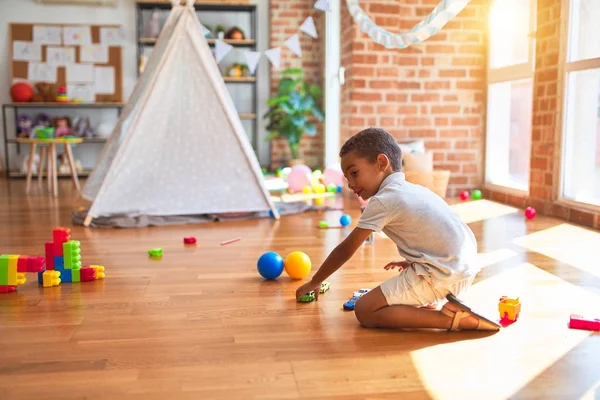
[53,116,72,137]
[72,116,95,138]
[225,26,245,40]
[17,114,33,138]
[33,113,52,129]
[56,86,68,103]
[498,296,521,321]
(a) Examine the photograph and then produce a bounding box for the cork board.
[10,23,123,103]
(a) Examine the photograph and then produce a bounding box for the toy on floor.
[525,207,536,220]
[339,214,352,227]
[148,248,163,258]
[0,255,46,293]
[471,189,482,200]
[460,191,469,201]
[38,228,105,287]
[184,237,197,244]
[257,251,285,280]
[498,296,521,322]
[568,314,600,331]
[343,288,370,311]
[268,208,280,219]
[284,251,311,279]
[299,281,331,302]
[220,237,241,246]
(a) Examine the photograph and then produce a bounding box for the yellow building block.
[7,255,19,286]
[42,270,61,288]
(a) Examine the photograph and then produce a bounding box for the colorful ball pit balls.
[525,207,537,220]
[257,252,285,280]
[460,191,470,201]
[284,251,312,279]
[340,214,352,227]
[471,189,482,200]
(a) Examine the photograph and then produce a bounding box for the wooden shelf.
[139,38,255,47]
[136,1,255,11]
[238,113,256,120]
[9,170,92,178]
[7,137,107,144]
[223,76,256,83]
[4,102,124,108]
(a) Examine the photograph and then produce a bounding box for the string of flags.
[211,0,329,74]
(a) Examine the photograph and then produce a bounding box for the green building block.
[148,248,163,258]
[63,240,82,270]
[72,268,81,283]
[0,255,9,286]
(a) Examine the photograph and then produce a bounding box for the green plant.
[215,24,225,33]
[263,68,324,160]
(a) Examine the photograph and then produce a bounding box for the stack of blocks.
[0,255,46,293]
[38,227,105,288]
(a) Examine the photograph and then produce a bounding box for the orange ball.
[284,251,311,279]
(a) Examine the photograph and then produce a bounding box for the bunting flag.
[345,0,471,49]
[244,51,262,74]
[314,0,330,12]
[214,39,233,63]
[300,16,318,39]
[284,34,302,57]
[265,47,281,70]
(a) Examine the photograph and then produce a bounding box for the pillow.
[403,151,433,173]
[404,171,435,190]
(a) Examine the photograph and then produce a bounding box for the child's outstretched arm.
[296,227,373,301]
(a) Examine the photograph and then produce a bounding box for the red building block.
[45,242,55,270]
[17,256,29,272]
[0,286,8,293]
[569,314,600,331]
[26,257,46,273]
[53,228,71,256]
[80,266,96,282]
[7,286,16,292]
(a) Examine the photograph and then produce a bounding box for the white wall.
[0,0,271,172]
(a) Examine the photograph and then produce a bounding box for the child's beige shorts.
[380,264,475,307]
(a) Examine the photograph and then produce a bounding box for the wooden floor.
[1,178,599,400]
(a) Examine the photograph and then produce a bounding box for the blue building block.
[38,271,44,284]
[54,256,64,272]
[61,268,72,283]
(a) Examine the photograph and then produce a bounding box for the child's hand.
[384,261,411,271]
[296,279,322,302]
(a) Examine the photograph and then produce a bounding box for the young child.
[296,127,500,331]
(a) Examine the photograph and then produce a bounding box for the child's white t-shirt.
[357,172,479,283]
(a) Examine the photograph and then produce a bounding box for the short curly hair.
[339,127,402,172]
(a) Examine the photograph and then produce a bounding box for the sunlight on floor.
[513,223,600,279]
[477,248,519,269]
[410,262,600,400]
[451,200,519,224]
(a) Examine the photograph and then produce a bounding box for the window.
[560,0,600,206]
[485,0,536,191]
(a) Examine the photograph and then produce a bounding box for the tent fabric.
[81,3,278,224]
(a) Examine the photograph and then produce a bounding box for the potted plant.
[215,24,226,40]
[263,68,324,165]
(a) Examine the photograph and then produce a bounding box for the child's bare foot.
[441,302,481,330]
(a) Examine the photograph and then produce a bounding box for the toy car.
[498,296,521,321]
[353,288,370,298]
[299,291,316,303]
[343,296,360,311]
[320,281,330,293]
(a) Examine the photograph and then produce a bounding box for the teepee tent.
[81,0,278,226]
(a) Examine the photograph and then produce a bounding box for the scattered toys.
[471,189,482,200]
[525,207,537,220]
[284,251,312,279]
[318,220,329,229]
[498,296,521,322]
[298,282,330,303]
[569,314,600,331]
[0,255,46,293]
[343,288,370,311]
[184,237,197,245]
[339,214,352,227]
[257,252,285,280]
[220,237,241,246]
[148,248,163,258]
[460,190,470,201]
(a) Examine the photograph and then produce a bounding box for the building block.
[63,240,82,270]
[41,270,61,288]
[0,286,8,293]
[498,296,521,321]
[45,242,55,270]
[26,257,46,273]
[54,256,64,272]
[7,255,18,286]
[91,265,105,280]
[16,273,26,285]
[0,255,8,286]
[17,256,29,272]
[569,314,600,331]
[53,228,71,256]
[61,268,72,283]
[72,268,81,283]
[81,265,105,282]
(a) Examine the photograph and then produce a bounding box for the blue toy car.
[343,296,360,311]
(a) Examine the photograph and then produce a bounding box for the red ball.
[460,191,470,201]
[525,207,536,220]
[10,82,34,103]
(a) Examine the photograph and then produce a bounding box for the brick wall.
[339,0,487,196]
[485,0,600,229]
[269,1,325,169]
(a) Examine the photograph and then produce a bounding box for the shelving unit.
[2,102,123,179]
[135,1,259,151]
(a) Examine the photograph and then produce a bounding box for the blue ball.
[257,252,284,280]
[340,214,352,227]
[268,208,281,219]
[336,185,343,193]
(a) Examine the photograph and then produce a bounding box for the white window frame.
[484,0,537,195]
[554,0,600,212]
